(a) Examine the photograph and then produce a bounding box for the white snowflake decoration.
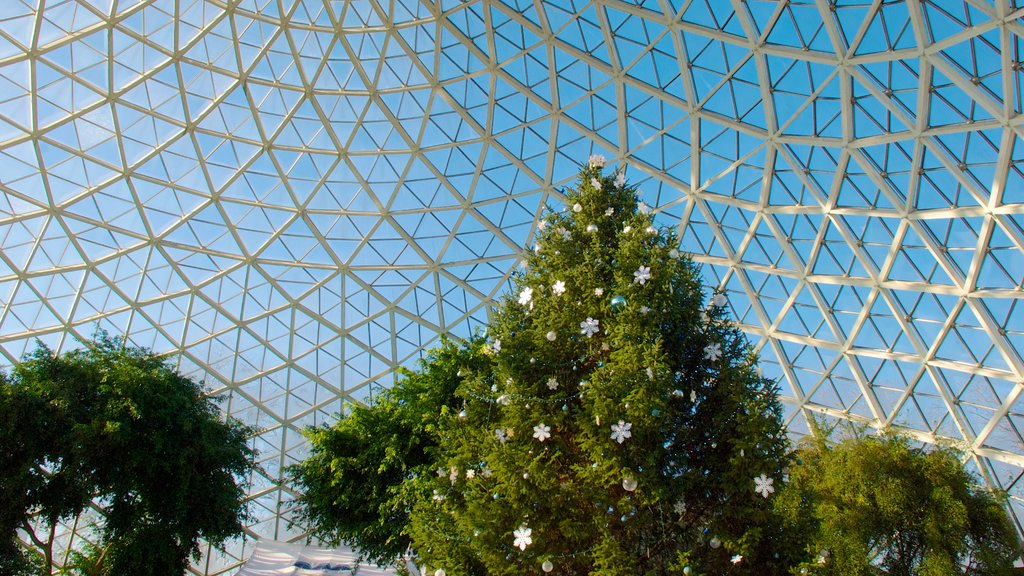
[640,305,650,314]
[591,177,602,190]
[634,266,652,285]
[605,207,614,216]
[646,367,655,380]
[551,280,566,295]
[492,340,501,353]
[546,330,557,341]
[704,342,722,361]
[555,226,571,239]
[497,394,511,406]
[513,524,533,550]
[533,423,551,442]
[588,154,606,168]
[518,287,533,306]
[623,225,632,233]
[610,420,632,444]
[669,248,680,259]
[534,243,542,253]
[646,226,656,235]
[495,428,507,443]
[615,171,626,187]
[731,555,743,565]
[673,500,686,514]
[448,467,459,484]
[690,390,697,403]
[546,377,559,390]
[594,287,604,296]
[432,489,445,502]
[580,317,600,338]
[638,202,651,215]
[465,469,475,479]
[586,223,598,232]
[754,473,775,498]
[537,219,547,230]
[712,292,728,307]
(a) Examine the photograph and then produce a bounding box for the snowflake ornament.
[610,420,632,444]
[580,317,600,338]
[623,225,632,233]
[466,469,475,479]
[704,342,722,361]
[638,202,651,215]
[497,394,511,406]
[640,305,650,314]
[673,500,686,515]
[646,367,654,380]
[588,154,606,168]
[591,177,602,190]
[634,266,652,285]
[533,243,541,254]
[533,423,551,442]
[513,524,533,550]
[537,219,547,230]
[546,377,559,390]
[551,280,566,295]
[615,171,626,187]
[754,473,775,498]
[495,428,508,443]
[669,248,680,259]
[586,223,598,232]
[731,555,743,565]
[518,287,533,306]
[605,207,615,216]
[646,226,656,235]
[594,287,604,296]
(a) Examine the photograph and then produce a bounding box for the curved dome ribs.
[1,0,1023,572]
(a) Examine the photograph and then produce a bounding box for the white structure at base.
[237,541,399,576]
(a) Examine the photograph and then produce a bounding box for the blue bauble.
[610,295,627,311]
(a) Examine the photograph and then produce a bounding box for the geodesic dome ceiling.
[2,0,1024,572]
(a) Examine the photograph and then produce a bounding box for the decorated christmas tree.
[405,158,794,575]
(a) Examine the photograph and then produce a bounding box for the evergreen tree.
[289,336,488,568]
[406,159,794,575]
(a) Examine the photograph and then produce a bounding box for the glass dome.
[1,1,1022,572]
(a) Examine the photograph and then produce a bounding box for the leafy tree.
[0,334,257,575]
[776,429,1020,575]
[313,159,792,575]
[288,336,488,568]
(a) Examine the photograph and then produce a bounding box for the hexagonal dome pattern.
[1,0,1023,573]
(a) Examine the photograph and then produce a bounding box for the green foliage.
[0,333,257,575]
[288,336,489,567]
[776,429,1020,575]
[403,162,796,575]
